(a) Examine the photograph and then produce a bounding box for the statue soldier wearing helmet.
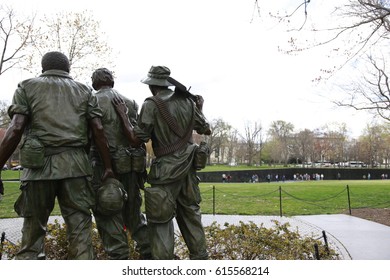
[90,68,151,259]
[0,51,115,259]
[112,66,211,260]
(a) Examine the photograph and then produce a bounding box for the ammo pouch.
[130,147,146,172]
[193,141,210,170]
[20,136,45,169]
[144,187,175,223]
[112,147,132,174]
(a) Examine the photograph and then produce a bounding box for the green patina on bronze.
[0,52,115,260]
[134,65,211,259]
[90,68,151,259]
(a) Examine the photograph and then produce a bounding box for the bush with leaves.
[1,219,339,260]
[1,220,140,260]
[176,220,339,260]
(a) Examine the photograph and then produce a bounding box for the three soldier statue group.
[0,51,211,260]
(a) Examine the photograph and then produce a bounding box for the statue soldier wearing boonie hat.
[112,65,211,260]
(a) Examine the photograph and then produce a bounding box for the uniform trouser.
[92,164,150,259]
[14,177,95,260]
[118,172,151,258]
[146,173,208,260]
[91,164,129,260]
[93,212,129,259]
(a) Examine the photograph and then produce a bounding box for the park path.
[2,213,390,259]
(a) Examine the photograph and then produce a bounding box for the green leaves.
[1,219,339,260]
[177,220,339,260]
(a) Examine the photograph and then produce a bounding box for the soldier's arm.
[89,117,115,181]
[0,114,28,194]
[112,96,143,147]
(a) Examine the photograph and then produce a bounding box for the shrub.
[175,220,339,260]
[1,220,339,260]
[1,220,139,260]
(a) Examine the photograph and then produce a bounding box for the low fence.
[200,184,390,217]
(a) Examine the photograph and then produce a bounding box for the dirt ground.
[348,208,390,227]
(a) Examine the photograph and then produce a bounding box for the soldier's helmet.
[96,178,127,216]
[41,51,70,73]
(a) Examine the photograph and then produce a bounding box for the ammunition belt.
[146,96,195,157]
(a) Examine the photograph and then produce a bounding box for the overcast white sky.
[0,0,377,137]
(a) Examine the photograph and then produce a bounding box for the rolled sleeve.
[8,85,30,118]
[134,101,155,143]
[87,93,103,120]
[134,124,152,143]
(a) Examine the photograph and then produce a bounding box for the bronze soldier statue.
[0,51,114,259]
[90,68,151,259]
[112,66,211,260]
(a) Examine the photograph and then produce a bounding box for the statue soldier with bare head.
[0,51,114,259]
[90,67,151,259]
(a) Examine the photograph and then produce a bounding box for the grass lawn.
[1,170,22,181]
[200,180,390,216]
[1,177,390,218]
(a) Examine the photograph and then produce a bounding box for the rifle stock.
[167,77,197,102]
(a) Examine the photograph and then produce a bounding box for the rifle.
[166,77,197,103]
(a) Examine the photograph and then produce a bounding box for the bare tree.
[359,122,388,166]
[268,120,294,166]
[379,123,390,167]
[239,121,264,166]
[329,0,390,62]
[274,1,390,53]
[0,5,35,77]
[226,128,239,165]
[263,0,390,85]
[262,138,282,166]
[268,1,390,123]
[205,118,232,164]
[25,10,114,80]
[336,55,390,120]
[0,100,10,128]
[292,128,316,165]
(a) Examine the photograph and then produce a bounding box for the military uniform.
[9,69,100,259]
[90,82,151,259]
[134,66,211,259]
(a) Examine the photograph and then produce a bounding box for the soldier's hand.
[101,168,115,182]
[195,95,204,111]
[0,179,4,195]
[112,96,129,115]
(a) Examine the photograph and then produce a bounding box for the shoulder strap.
[146,96,195,157]
[146,96,186,138]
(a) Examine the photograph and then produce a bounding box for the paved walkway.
[296,214,390,260]
[1,214,390,260]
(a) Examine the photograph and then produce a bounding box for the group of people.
[0,51,211,260]
[221,173,231,183]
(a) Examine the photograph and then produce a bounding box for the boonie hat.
[141,66,174,87]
